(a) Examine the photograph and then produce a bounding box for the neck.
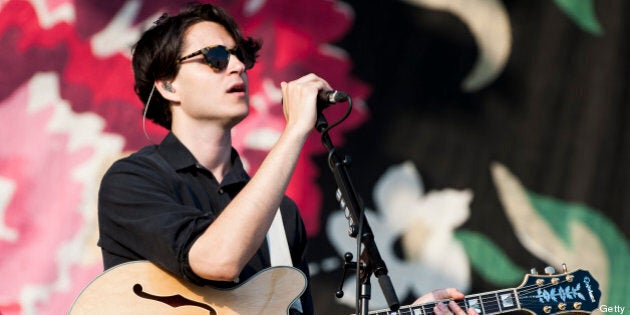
[365,288,519,315]
[171,122,233,182]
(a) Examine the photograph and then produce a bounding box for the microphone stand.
[315,108,400,315]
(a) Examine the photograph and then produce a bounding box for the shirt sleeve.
[97,153,214,284]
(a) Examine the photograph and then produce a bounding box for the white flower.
[327,161,473,308]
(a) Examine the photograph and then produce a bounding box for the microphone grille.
[329,90,349,103]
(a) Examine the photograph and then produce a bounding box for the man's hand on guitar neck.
[413,288,479,315]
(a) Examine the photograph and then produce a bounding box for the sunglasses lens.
[203,46,230,70]
[234,50,254,70]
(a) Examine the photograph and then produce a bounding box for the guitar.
[69,261,601,315]
[68,261,307,314]
[356,268,601,315]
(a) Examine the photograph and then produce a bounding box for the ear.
[155,80,181,103]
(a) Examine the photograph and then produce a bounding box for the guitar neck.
[368,288,520,315]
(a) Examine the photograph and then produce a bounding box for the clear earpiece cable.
[142,84,156,144]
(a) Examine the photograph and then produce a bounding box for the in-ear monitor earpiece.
[164,82,175,92]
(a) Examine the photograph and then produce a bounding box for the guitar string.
[472,277,578,303]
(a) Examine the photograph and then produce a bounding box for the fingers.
[286,73,332,91]
[280,73,333,133]
[282,73,334,101]
[415,288,465,304]
[432,288,466,300]
[280,73,332,108]
[417,288,478,315]
[434,302,452,315]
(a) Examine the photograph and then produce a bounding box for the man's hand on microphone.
[280,73,333,136]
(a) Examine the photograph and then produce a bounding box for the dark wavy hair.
[132,3,262,129]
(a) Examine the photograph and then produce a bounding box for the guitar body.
[69,261,307,315]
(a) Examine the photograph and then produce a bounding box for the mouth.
[227,83,246,94]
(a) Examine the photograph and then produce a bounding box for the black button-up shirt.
[97,132,312,313]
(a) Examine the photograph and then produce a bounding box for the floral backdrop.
[0,0,628,314]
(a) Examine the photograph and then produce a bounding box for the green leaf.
[455,229,524,286]
[527,192,630,307]
[552,0,604,35]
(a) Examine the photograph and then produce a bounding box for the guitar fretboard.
[368,289,520,315]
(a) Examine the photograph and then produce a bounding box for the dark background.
[307,0,629,313]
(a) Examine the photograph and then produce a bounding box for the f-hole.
[132,284,217,315]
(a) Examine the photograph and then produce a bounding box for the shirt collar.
[157,132,197,171]
[157,132,250,185]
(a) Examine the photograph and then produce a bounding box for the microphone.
[315,90,349,131]
[318,90,349,108]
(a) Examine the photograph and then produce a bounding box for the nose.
[228,52,246,73]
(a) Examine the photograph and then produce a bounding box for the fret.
[464,295,484,314]
[496,292,502,313]
[456,300,468,312]
[497,289,519,313]
[370,307,418,315]
[370,302,431,315]
[512,288,521,310]
[479,291,500,314]
[422,302,435,315]
[366,289,521,315]
[400,303,428,315]
[464,289,518,315]
[397,305,423,315]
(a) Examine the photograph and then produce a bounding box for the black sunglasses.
[177,45,253,71]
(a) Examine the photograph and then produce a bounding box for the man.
[97,3,477,315]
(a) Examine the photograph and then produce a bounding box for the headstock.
[517,264,601,314]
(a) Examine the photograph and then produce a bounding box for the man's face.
[170,21,250,129]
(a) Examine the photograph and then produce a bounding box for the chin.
[227,110,249,127]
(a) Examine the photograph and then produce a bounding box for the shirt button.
[218,189,224,194]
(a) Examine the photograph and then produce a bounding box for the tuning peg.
[544,266,556,275]
[530,268,538,275]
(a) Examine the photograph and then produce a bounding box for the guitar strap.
[267,208,304,313]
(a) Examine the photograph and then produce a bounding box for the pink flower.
[0,0,369,313]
